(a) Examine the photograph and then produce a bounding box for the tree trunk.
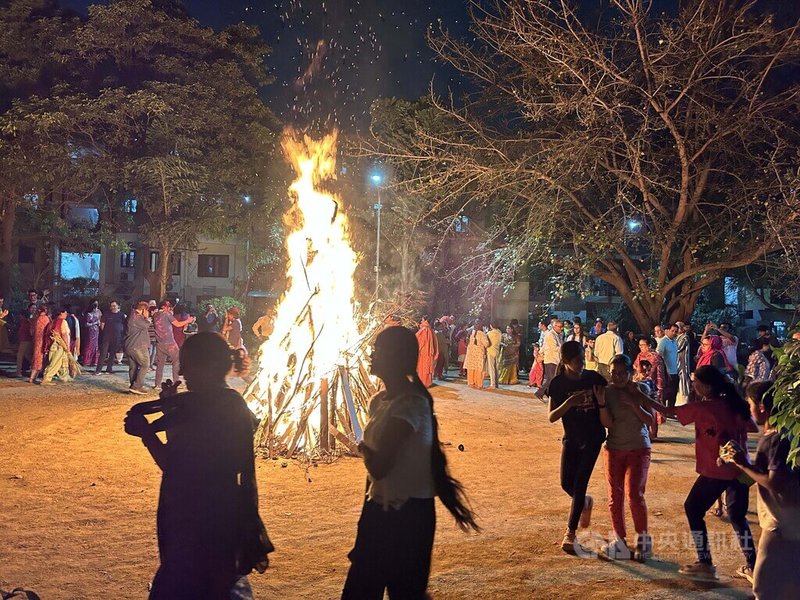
[143,242,174,302]
[157,243,174,301]
[665,289,703,326]
[0,197,14,298]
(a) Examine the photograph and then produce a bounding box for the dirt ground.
[0,368,758,600]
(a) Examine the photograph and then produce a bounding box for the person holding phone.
[548,341,609,554]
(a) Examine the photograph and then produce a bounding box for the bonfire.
[245,131,378,459]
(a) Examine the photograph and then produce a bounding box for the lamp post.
[370,173,383,299]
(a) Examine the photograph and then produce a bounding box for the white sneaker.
[598,538,631,560]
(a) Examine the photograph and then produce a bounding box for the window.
[198,254,229,278]
[454,215,469,233]
[124,198,138,213]
[18,245,34,264]
[120,245,135,268]
[149,251,181,275]
[61,251,100,280]
[67,205,99,227]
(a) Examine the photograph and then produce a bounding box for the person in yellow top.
[251,307,275,341]
[486,321,503,389]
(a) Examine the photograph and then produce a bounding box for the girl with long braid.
[342,325,479,600]
[648,365,758,581]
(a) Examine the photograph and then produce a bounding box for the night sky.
[62,0,472,130]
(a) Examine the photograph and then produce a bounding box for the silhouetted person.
[95,300,126,375]
[342,326,479,600]
[124,332,273,599]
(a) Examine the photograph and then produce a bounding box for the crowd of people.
[407,313,799,596]
[2,290,261,394]
[118,315,797,599]
[419,313,792,409]
[3,294,798,598]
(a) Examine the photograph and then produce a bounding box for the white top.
[721,335,739,367]
[541,329,563,365]
[594,330,623,365]
[363,391,435,510]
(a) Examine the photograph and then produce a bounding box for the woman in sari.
[498,325,520,385]
[82,300,102,367]
[29,306,51,383]
[633,337,667,439]
[42,307,73,385]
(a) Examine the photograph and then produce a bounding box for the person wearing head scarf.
[696,335,733,375]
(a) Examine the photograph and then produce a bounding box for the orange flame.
[248,131,367,451]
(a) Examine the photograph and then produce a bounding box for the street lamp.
[370,172,383,299]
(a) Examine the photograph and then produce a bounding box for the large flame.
[248,131,367,452]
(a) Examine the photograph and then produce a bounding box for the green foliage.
[689,291,740,329]
[768,336,800,468]
[0,0,284,298]
[206,296,245,318]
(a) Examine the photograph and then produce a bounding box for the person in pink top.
[651,365,758,582]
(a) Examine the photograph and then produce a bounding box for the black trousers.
[560,439,602,531]
[342,498,436,600]
[684,475,756,567]
[664,374,679,409]
[95,336,119,373]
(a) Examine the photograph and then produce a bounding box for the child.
[584,337,598,371]
[597,354,655,561]
[720,382,800,598]
[634,359,663,439]
[528,343,543,388]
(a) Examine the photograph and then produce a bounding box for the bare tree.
[363,0,800,331]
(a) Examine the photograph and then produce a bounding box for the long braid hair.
[376,326,480,532]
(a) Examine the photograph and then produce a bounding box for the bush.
[769,332,800,468]
[206,296,246,318]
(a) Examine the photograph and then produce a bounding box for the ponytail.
[719,378,750,421]
[410,372,480,532]
[694,365,750,420]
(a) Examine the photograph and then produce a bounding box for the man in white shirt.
[534,319,563,400]
[536,320,548,346]
[657,324,679,408]
[653,324,665,345]
[593,320,623,381]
